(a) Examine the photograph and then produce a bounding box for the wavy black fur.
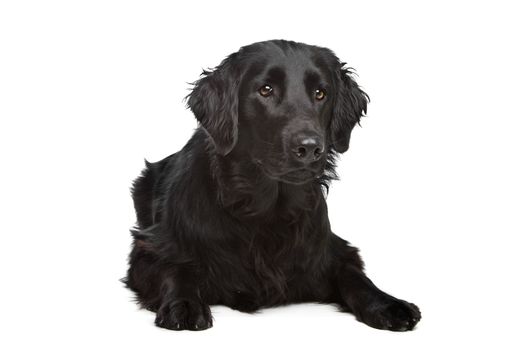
[124,40,421,331]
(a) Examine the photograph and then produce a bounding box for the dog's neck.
[210,150,322,220]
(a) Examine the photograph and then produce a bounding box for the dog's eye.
[315,88,326,101]
[259,85,273,97]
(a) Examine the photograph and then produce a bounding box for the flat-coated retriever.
[124,40,421,331]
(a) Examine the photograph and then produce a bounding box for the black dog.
[124,40,421,331]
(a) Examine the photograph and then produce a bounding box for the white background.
[1,0,524,349]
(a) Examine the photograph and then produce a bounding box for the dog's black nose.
[292,135,324,163]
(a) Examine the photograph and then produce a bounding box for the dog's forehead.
[244,49,328,82]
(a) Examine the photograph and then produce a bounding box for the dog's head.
[187,40,368,185]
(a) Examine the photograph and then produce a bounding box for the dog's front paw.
[356,297,421,331]
[155,299,212,331]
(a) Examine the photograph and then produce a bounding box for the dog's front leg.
[154,265,212,331]
[334,246,421,331]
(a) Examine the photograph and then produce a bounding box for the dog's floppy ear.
[330,65,369,153]
[187,54,240,155]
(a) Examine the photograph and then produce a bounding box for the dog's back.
[131,154,176,230]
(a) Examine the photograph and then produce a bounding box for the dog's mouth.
[279,169,319,185]
[254,159,321,185]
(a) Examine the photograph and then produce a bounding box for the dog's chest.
[237,219,327,285]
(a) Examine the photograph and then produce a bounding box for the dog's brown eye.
[259,85,273,97]
[315,88,326,101]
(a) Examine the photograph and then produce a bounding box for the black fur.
[124,40,421,331]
